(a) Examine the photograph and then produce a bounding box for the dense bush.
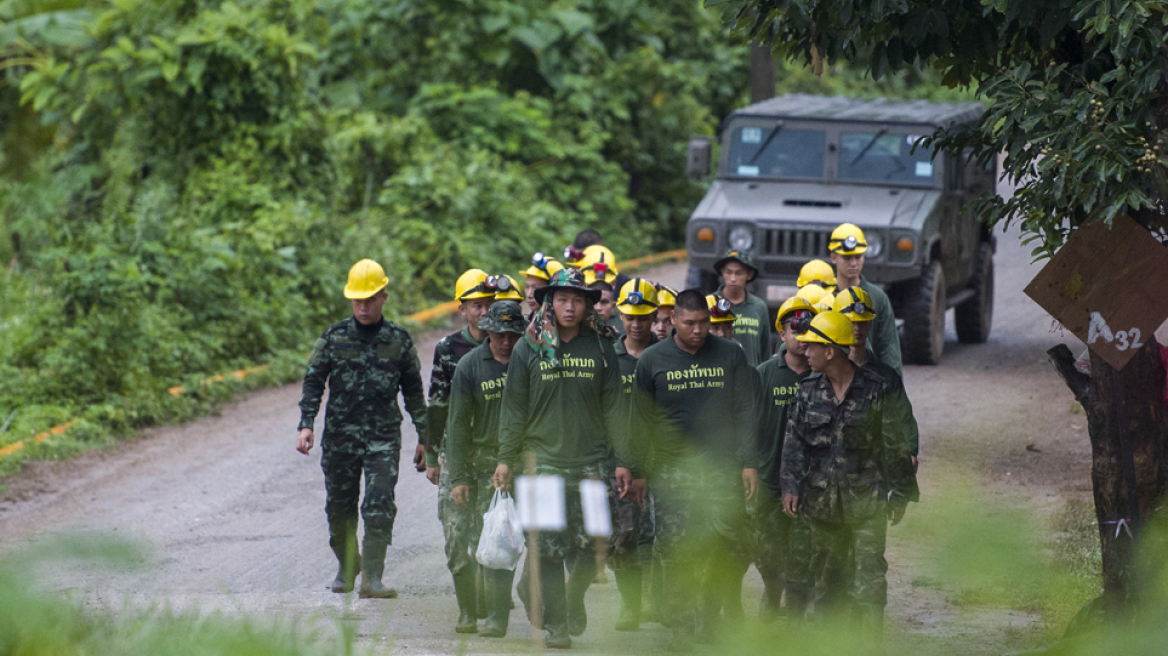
[0,0,750,462]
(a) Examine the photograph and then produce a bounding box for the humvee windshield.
[724,123,937,186]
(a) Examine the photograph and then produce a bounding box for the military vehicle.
[684,94,996,365]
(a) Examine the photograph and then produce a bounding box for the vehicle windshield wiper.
[748,121,784,165]
[849,128,888,166]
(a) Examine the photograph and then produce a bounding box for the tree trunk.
[1048,338,1168,614]
[749,41,775,104]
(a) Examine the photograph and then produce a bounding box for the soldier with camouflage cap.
[427,269,498,632]
[446,301,527,637]
[495,268,629,649]
[713,250,771,366]
[297,259,428,598]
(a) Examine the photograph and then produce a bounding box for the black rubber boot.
[541,556,571,648]
[785,582,811,622]
[475,565,489,619]
[453,570,478,633]
[480,567,516,638]
[566,552,594,637]
[758,570,783,622]
[329,520,360,593]
[358,539,397,599]
[614,566,642,631]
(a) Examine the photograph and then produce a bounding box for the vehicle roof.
[728,94,985,126]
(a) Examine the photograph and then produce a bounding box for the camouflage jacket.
[298,317,428,454]
[779,365,918,524]
[425,327,484,467]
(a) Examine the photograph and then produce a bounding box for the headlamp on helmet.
[532,252,551,271]
[564,245,585,262]
[711,297,733,319]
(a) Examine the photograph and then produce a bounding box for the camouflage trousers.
[524,462,605,562]
[602,461,643,571]
[754,489,813,610]
[808,510,888,620]
[438,457,495,576]
[652,461,751,631]
[321,442,400,546]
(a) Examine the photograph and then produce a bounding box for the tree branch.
[1048,344,1094,408]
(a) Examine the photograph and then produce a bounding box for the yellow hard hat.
[344,259,389,299]
[616,278,659,316]
[579,245,618,284]
[495,275,524,302]
[706,294,737,324]
[795,285,828,305]
[775,296,819,332]
[455,269,496,302]
[829,223,868,255]
[523,252,564,281]
[797,310,856,346]
[833,286,877,322]
[655,283,678,308]
[796,259,838,288]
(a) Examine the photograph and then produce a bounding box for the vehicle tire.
[685,263,719,293]
[902,260,946,365]
[955,242,994,344]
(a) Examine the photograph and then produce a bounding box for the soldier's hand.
[742,468,761,502]
[629,479,648,506]
[493,463,513,492]
[888,504,907,526]
[614,467,633,498]
[452,485,470,507]
[782,494,800,519]
[296,428,314,455]
[413,444,427,472]
[425,465,441,486]
[912,456,920,474]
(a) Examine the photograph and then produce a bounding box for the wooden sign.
[1024,215,1168,370]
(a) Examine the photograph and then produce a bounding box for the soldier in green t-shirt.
[754,296,818,620]
[494,269,630,649]
[714,250,771,366]
[446,301,526,637]
[828,223,903,375]
[631,289,760,650]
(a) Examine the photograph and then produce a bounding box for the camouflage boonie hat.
[533,267,602,305]
[713,249,758,281]
[478,300,527,334]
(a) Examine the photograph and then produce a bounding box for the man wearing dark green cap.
[446,300,527,637]
[495,268,630,649]
[713,250,771,367]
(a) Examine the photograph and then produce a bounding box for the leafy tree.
[717,0,1168,620]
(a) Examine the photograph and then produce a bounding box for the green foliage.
[0,0,750,466]
[719,0,1168,257]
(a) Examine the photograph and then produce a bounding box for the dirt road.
[0,236,1092,655]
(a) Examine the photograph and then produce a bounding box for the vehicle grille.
[761,228,834,257]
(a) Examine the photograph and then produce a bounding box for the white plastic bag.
[475,489,526,570]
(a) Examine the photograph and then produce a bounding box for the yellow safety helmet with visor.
[494,275,524,302]
[796,259,838,289]
[828,223,868,255]
[455,269,499,302]
[523,252,564,281]
[797,310,856,346]
[706,294,737,324]
[775,296,819,333]
[832,286,877,322]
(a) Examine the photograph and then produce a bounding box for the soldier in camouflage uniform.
[297,259,428,598]
[780,311,918,642]
[427,269,497,633]
[446,301,526,637]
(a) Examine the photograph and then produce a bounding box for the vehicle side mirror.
[687,138,712,180]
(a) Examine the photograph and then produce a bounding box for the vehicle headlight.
[865,232,883,259]
[728,226,754,251]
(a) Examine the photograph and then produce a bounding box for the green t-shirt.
[446,339,510,487]
[498,326,624,470]
[615,333,656,475]
[633,334,760,473]
[756,347,810,493]
[719,287,771,367]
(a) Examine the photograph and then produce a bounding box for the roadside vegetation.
[0,0,967,474]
